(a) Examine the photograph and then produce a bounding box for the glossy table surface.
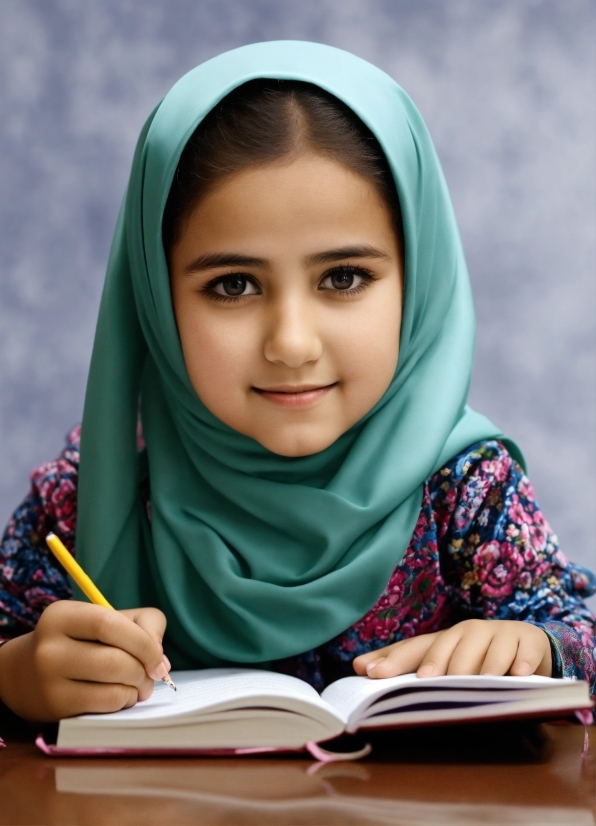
[0,723,594,825]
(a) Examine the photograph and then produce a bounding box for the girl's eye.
[211,275,260,298]
[319,266,372,293]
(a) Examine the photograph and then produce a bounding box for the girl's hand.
[353,619,553,680]
[0,600,169,722]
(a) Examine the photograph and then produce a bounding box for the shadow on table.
[330,719,554,764]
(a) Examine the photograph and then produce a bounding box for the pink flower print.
[397,621,416,639]
[518,570,533,589]
[383,566,409,599]
[522,546,539,569]
[506,523,520,540]
[373,617,398,641]
[474,541,525,598]
[493,453,511,483]
[552,549,570,570]
[356,614,397,643]
[530,523,548,552]
[31,465,56,502]
[480,460,498,477]
[443,486,458,510]
[532,509,547,528]
[24,587,59,612]
[411,497,431,541]
[399,602,449,639]
[521,521,532,539]
[340,638,357,652]
[49,478,77,537]
[507,494,533,526]
[517,476,535,499]
[410,568,438,608]
[453,509,470,532]
[533,560,553,581]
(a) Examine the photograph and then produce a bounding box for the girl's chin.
[253,422,343,458]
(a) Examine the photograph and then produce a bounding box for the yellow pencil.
[46,532,176,691]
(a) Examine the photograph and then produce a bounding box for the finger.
[352,632,442,675]
[58,681,139,719]
[352,638,415,676]
[121,607,167,649]
[60,639,155,701]
[442,623,497,675]
[416,625,469,677]
[479,630,520,676]
[121,607,170,680]
[357,634,440,679]
[51,603,166,681]
[352,647,391,673]
[510,626,551,677]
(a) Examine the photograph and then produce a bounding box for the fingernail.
[366,659,383,674]
[154,662,168,680]
[163,655,172,671]
[417,665,435,678]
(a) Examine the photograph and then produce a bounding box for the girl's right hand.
[0,600,169,722]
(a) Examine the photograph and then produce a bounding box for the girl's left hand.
[352,619,553,680]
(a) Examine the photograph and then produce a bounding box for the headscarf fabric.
[76,41,520,668]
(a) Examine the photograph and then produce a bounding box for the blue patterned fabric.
[1,430,594,714]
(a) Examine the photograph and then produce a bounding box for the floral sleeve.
[431,440,596,697]
[0,428,79,640]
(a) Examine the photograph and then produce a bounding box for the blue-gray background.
[1,1,594,606]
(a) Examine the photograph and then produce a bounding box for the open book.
[42,668,592,756]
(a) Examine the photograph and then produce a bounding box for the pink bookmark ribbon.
[305,741,372,763]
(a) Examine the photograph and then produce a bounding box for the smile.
[253,383,337,408]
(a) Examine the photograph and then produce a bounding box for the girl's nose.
[263,299,323,368]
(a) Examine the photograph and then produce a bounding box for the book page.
[74,668,332,726]
[321,673,584,728]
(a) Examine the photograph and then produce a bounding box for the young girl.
[0,41,594,724]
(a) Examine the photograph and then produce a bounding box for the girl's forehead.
[172,155,400,265]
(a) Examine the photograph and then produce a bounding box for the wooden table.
[0,723,594,825]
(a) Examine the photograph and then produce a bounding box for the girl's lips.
[254,383,337,407]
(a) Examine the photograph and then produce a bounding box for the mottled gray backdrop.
[0,1,594,603]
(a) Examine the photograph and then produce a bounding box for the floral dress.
[1,427,595,707]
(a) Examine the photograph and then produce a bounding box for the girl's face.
[169,153,403,457]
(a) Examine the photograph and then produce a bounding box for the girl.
[0,42,594,724]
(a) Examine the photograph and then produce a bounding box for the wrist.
[0,634,36,720]
[539,627,558,678]
[0,638,17,711]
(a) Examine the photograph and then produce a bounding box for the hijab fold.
[76,42,520,668]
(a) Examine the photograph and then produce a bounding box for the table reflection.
[53,752,592,826]
[1,724,594,826]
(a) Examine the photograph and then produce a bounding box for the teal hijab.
[76,41,520,668]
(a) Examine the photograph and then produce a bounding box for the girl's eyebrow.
[305,244,391,266]
[184,252,265,274]
[184,244,390,275]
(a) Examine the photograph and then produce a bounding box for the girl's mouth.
[253,383,337,407]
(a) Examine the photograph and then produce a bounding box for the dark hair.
[162,79,402,254]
